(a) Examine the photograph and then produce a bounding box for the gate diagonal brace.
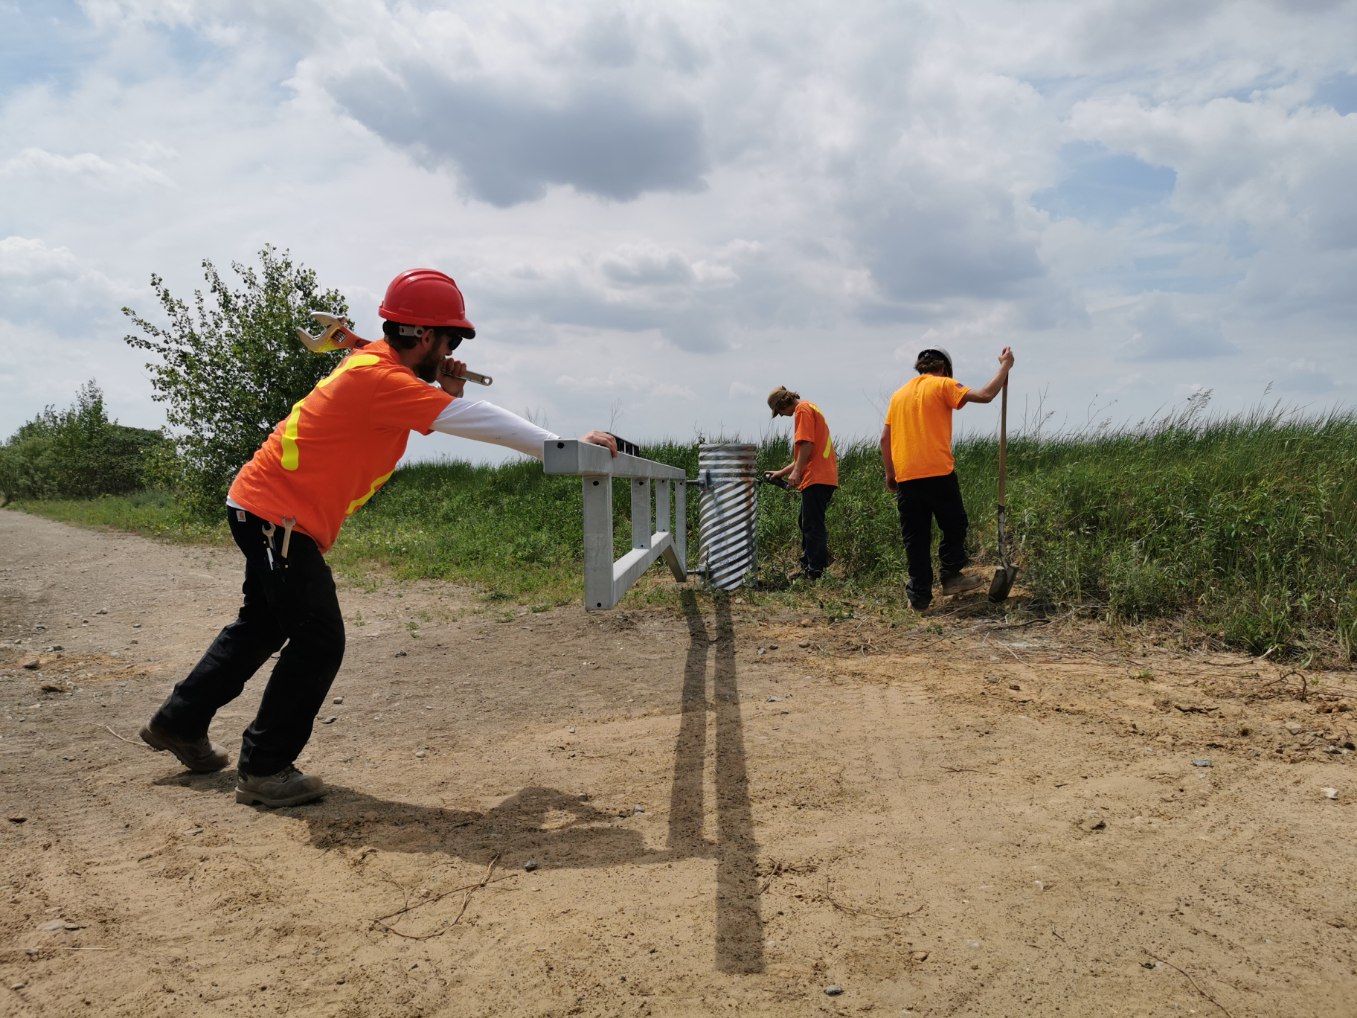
[543,440,688,611]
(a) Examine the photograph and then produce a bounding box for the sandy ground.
[1,508,1354,1018]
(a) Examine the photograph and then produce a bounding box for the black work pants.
[895,471,969,606]
[798,484,836,577]
[152,507,345,776]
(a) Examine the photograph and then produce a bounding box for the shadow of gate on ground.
[668,589,765,974]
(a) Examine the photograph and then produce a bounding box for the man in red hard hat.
[139,269,617,807]
[880,346,1014,611]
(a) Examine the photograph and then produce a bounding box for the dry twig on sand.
[100,725,141,746]
[371,855,510,940]
[1258,668,1309,701]
[823,873,926,922]
[1145,950,1233,1018]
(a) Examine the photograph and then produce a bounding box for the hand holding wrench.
[296,311,493,386]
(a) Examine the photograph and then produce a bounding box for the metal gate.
[545,439,765,608]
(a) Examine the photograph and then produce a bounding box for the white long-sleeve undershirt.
[430,398,558,459]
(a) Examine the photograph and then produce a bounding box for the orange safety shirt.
[792,400,838,489]
[228,340,453,553]
[884,375,971,482]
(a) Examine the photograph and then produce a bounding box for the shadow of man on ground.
[300,784,658,871]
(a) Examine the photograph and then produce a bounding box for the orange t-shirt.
[792,400,838,489]
[885,374,970,482]
[228,340,453,552]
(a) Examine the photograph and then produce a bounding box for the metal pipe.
[696,443,758,591]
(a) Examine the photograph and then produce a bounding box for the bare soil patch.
[1,509,1354,1017]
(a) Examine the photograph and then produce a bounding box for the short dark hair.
[382,320,470,351]
[382,319,418,350]
[915,350,951,376]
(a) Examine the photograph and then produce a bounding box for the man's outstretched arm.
[432,400,617,459]
[960,346,1015,405]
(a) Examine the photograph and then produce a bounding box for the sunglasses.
[430,328,465,352]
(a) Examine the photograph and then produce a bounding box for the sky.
[2,0,1355,466]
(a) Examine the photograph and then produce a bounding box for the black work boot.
[940,571,984,596]
[235,766,325,807]
[140,720,229,773]
[905,579,931,612]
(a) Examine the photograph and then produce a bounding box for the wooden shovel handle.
[997,380,1009,505]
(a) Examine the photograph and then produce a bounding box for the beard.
[415,348,443,383]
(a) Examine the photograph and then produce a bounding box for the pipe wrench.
[295,311,493,386]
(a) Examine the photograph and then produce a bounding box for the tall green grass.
[1002,406,1357,660]
[332,457,590,604]
[10,406,1356,662]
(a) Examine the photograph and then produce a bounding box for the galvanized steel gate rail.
[544,439,689,610]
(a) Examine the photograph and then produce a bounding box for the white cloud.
[0,236,137,329]
[0,147,176,189]
[600,244,699,288]
[0,0,1354,456]
[1123,293,1236,360]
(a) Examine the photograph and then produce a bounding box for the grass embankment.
[11,409,1356,662]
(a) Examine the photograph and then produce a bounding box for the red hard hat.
[378,268,476,336]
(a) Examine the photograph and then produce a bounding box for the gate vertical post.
[631,477,650,551]
[674,478,686,572]
[582,475,613,610]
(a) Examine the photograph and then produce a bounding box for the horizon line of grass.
[9,404,1355,664]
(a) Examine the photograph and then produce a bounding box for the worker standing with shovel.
[880,346,1014,611]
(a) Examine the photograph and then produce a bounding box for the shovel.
[988,379,1019,603]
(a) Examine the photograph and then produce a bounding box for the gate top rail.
[543,439,686,481]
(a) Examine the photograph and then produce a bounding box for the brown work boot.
[940,572,984,596]
[235,766,325,807]
[139,721,229,773]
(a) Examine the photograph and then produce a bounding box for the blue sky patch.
[1034,141,1177,225]
[0,1,95,94]
[1313,73,1357,115]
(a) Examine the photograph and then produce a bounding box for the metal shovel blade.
[988,563,1018,603]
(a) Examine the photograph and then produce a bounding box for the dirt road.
[1,509,1354,1017]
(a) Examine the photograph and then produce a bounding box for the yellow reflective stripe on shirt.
[804,401,834,458]
[280,354,380,472]
[345,469,394,517]
[279,396,306,471]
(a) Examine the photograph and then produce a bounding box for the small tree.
[123,245,348,518]
[0,381,168,500]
